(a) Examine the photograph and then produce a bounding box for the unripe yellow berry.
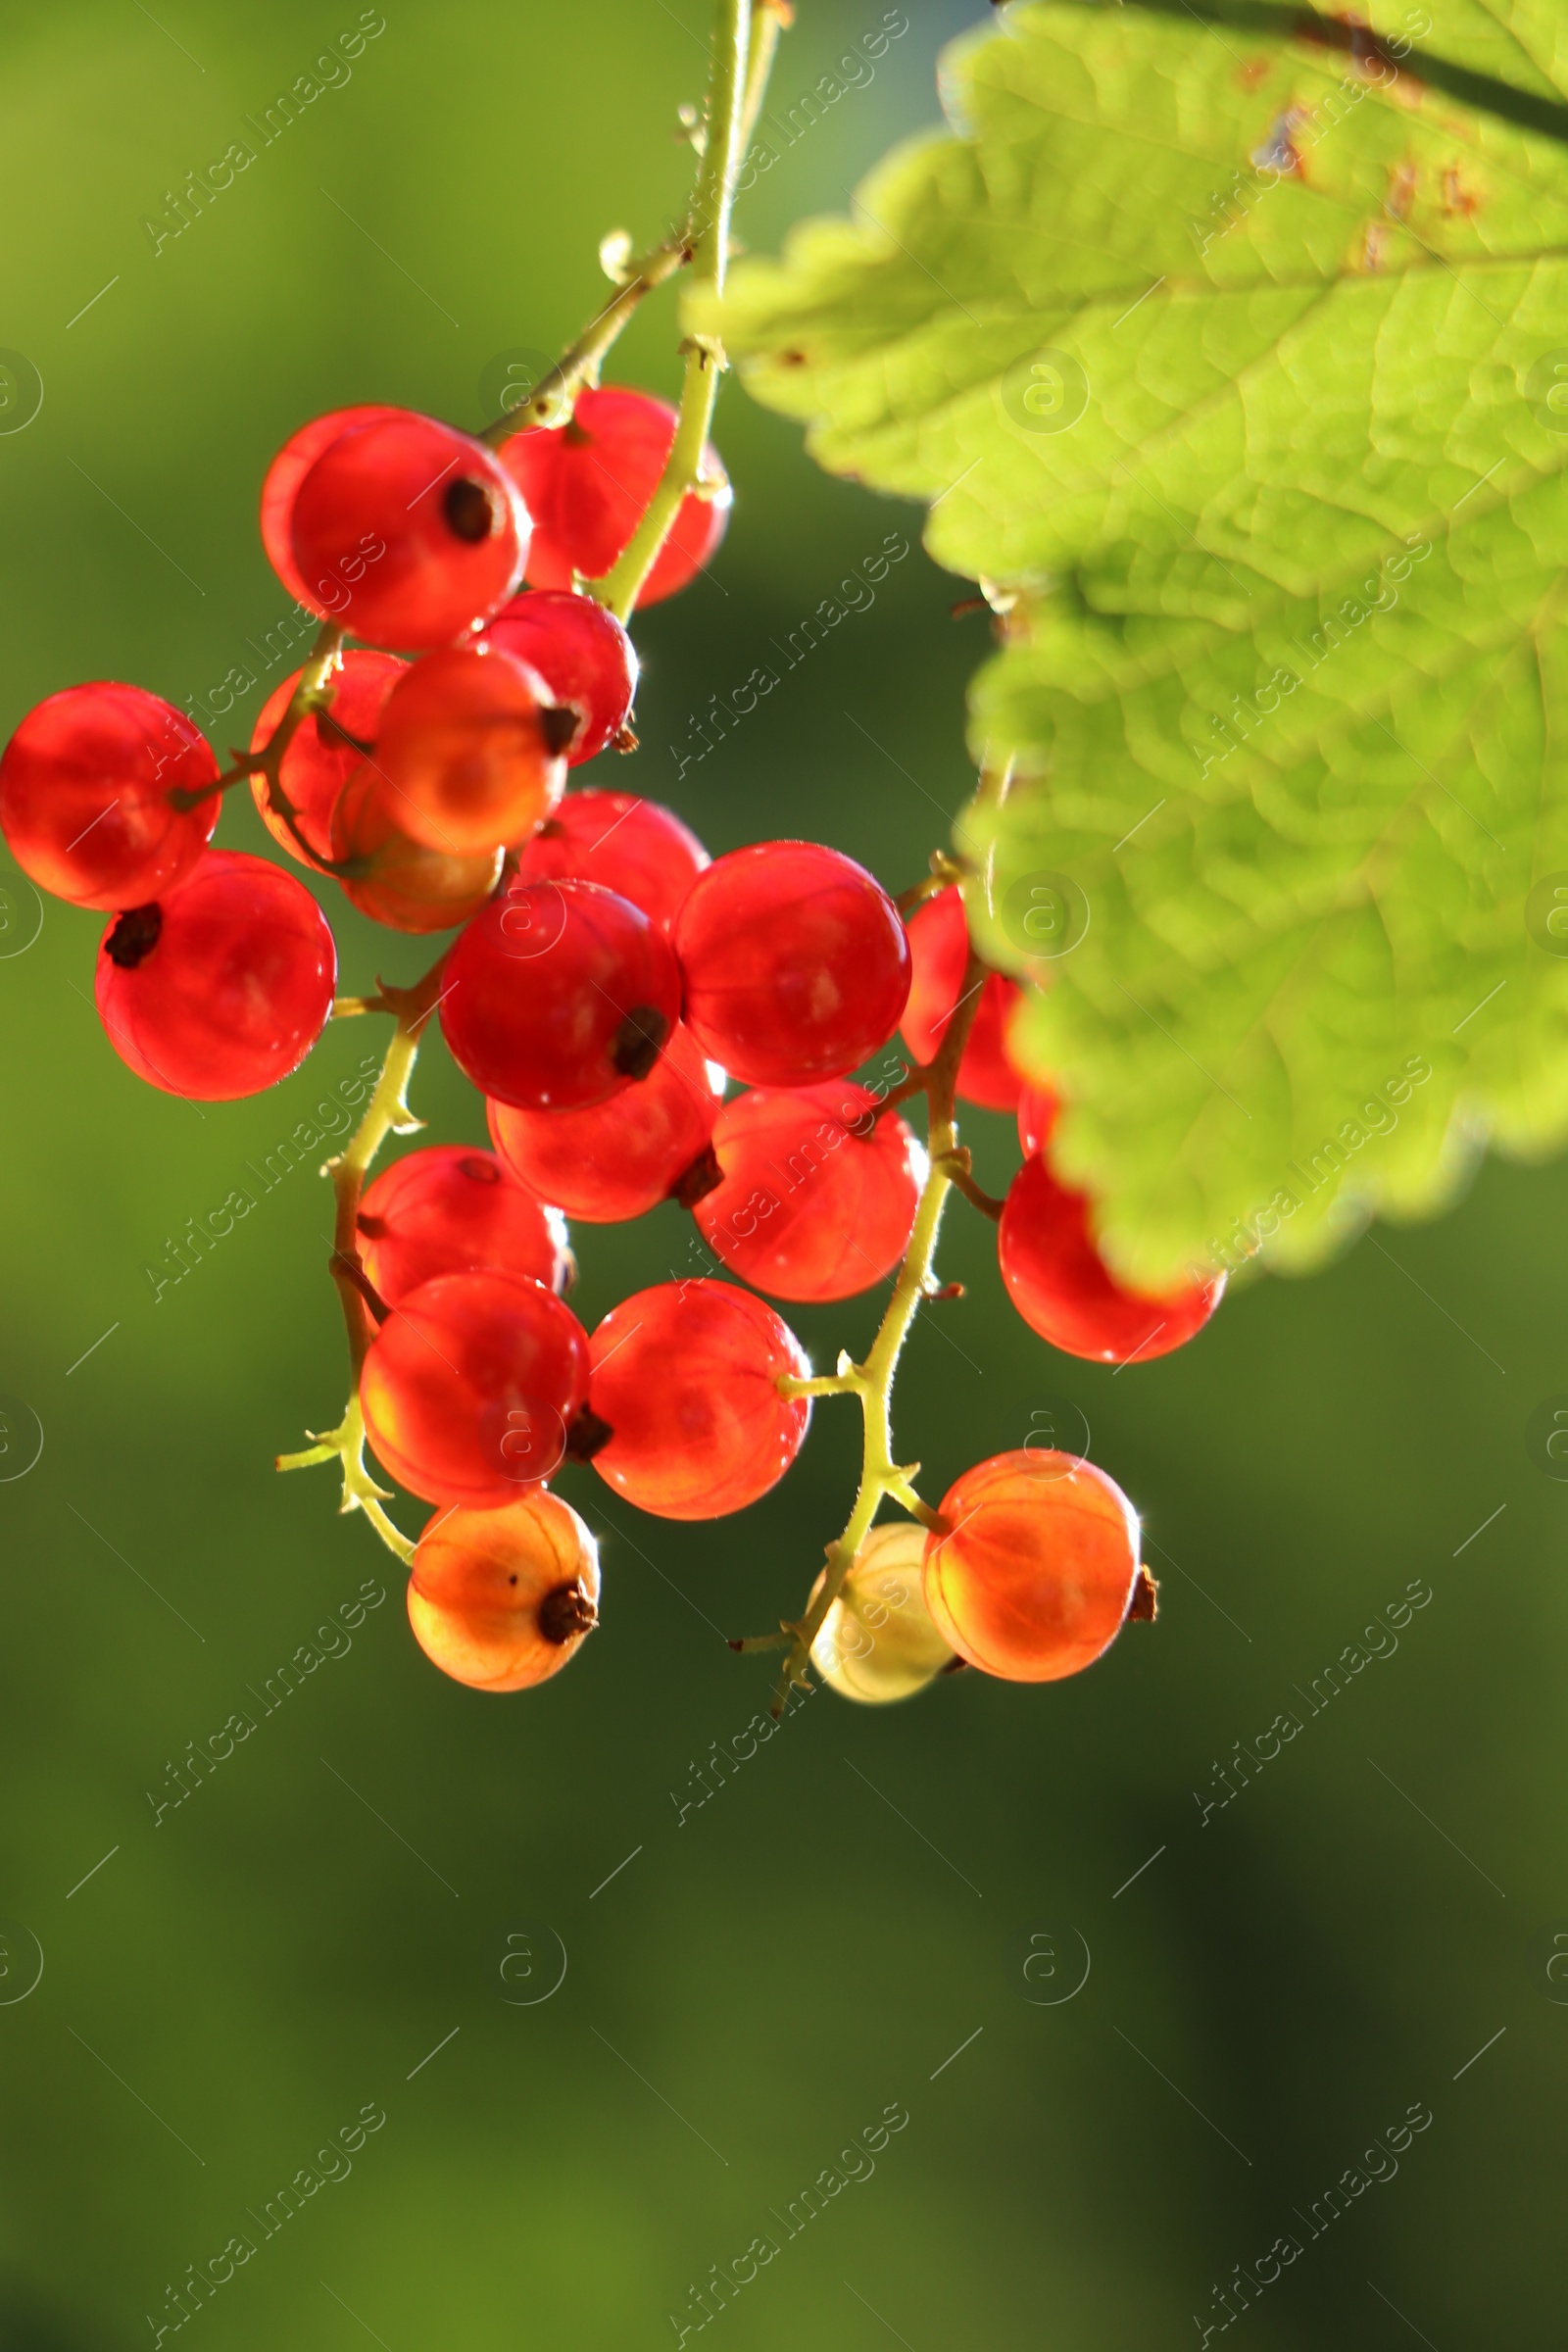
[808,1522,955,1703]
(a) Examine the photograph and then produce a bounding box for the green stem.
[762,943,992,1714]
[277,953,450,1559]
[480,238,693,444]
[586,0,752,621]
[479,2,786,449]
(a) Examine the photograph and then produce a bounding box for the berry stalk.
[750,941,993,1714]
[587,0,754,620]
[480,0,787,450]
[275,951,452,1560]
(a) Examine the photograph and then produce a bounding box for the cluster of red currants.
[0,380,1223,1711]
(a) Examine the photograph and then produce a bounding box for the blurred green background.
[0,3,1562,2346]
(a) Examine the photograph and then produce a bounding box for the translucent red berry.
[287,410,527,651]
[360,1269,590,1507]
[586,1280,810,1520]
[369,644,569,855]
[356,1145,570,1308]
[441,876,681,1111]
[902,886,1025,1111]
[999,1154,1224,1364]
[488,1023,723,1222]
[249,650,407,866]
[480,591,638,764]
[694,1082,924,1302]
[93,850,335,1100]
[923,1449,1142,1682]
[674,842,910,1087]
[329,762,503,934]
[1016,1082,1059,1159]
[512,789,708,934]
[500,386,729,607]
[408,1492,600,1691]
[0,684,219,911]
[259,405,400,608]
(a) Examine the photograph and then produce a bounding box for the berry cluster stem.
[587,0,755,621]
[275,951,451,1564]
[479,1,785,447]
[169,620,371,879]
[752,941,993,1714]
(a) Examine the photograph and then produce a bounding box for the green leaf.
[704,0,1568,1290]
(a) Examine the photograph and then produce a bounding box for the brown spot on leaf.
[1442,164,1482,218]
[1385,161,1417,221]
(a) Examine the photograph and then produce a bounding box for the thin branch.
[585,0,753,620]
[276,950,451,1562]
[756,942,993,1715]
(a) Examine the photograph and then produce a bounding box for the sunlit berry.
[360,1269,590,1508]
[923,1448,1142,1682]
[441,876,681,1111]
[249,649,406,866]
[674,841,910,1086]
[808,1523,956,1703]
[901,886,1025,1111]
[999,1154,1224,1364]
[259,404,401,608]
[93,850,335,1100]
[500,386,729,606]
[408,1492,600,1691]
[513,788,708,934]
[369,644,569,856]
[487,1023,723,1222]
[356,1145,570,1308]
[586,1280,810,1520]
[480,590,638,764]
[329,761,504,933]
[694,1082,924,1302]
[287,409,527,650]
[0,683,219,911]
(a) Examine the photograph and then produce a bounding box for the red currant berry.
[923,1449,1142,1682]
[442,877,681,1112]
[694,1082,923,1301]
[369,645,569,855]
[487,1022,723,1222]
[902,886,1025,1112]
[480,591,638,764]
[512,789,708,935]
[93,850,335,1100]
[1016,1082,1059,1159]
[999,1154,1224,1363]
[329,762,504,933]
[360,1269,590,1507]
[287,410,527,651]
[357,1145,570,1308]
[500,387,729,607]
[259,405,400,609]
[674,842,910,1087]
[408,1492,600,1691]
[249,650,407,866]
[0,684,219,911]
[586,1280,810,1520]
